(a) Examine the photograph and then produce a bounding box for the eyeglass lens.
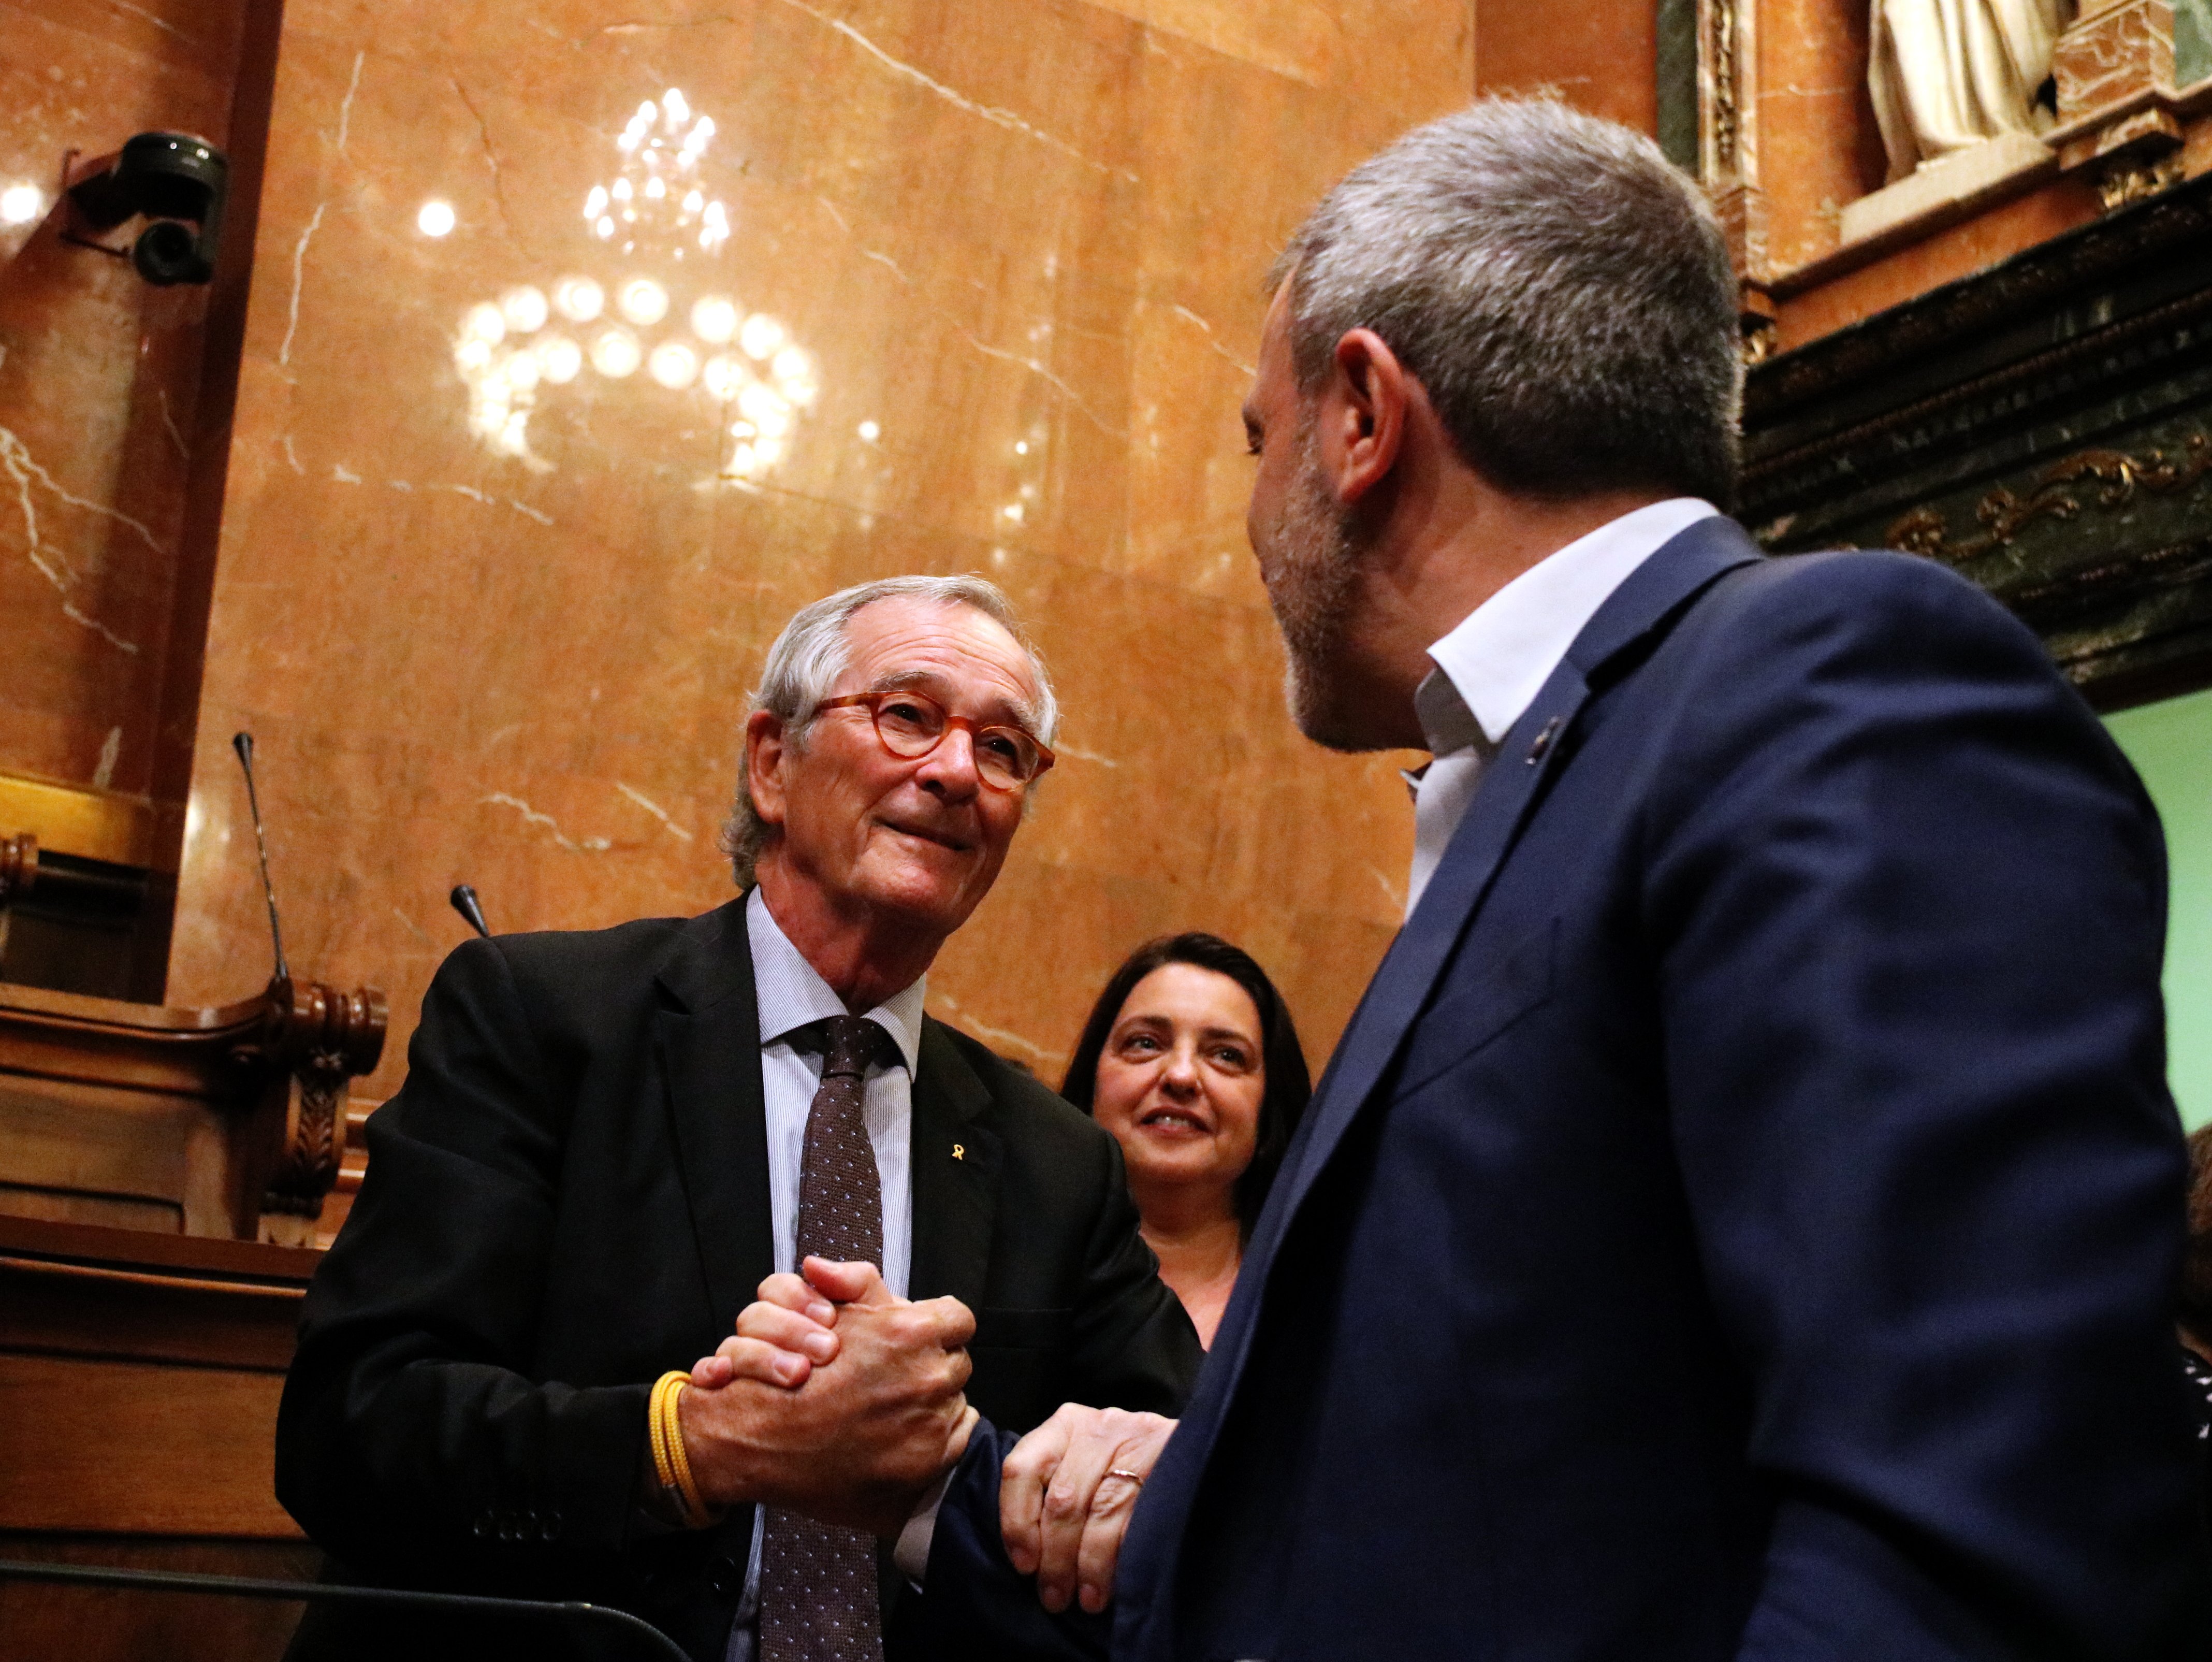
[871,692,1040,787]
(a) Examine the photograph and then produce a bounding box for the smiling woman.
[1061,935,1312,1347]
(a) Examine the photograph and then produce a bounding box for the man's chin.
[855,851,985,932]
[1285,663,1393,755]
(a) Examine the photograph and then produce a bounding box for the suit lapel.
[905,1020,1000,1310]
[652,898,777,1336]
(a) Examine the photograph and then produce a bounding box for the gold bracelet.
[649,1371,717,1528]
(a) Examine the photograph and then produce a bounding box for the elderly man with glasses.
[276,574,1201,1662]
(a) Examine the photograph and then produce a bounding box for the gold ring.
[1103,1467,1145,1486]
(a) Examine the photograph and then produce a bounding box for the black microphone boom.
[449,884,492,939]
[230,732,289,982]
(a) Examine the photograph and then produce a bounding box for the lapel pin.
[1526,715,1562,765]
[952,1144,965,1161]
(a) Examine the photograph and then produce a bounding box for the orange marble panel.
[165,0,1465,1092]
[1474,0,1656,135]
[2053,0,2173,117]
[1758,0,1888,274]
[0,0,246,798]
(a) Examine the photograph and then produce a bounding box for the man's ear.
[1317,327,1410,509]
[744,709,790,828]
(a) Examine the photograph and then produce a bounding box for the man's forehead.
[841,599,1038,711]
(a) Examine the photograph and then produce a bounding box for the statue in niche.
[1869,0,2075,181]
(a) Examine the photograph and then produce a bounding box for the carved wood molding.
[1885,432,2212,562]
[251,978,386,1221]
[1745,172,2212,425]
[1743,170,2212,703]
[0,973,385,1240]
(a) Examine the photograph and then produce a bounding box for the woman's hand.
[1000,1403,1177,1614]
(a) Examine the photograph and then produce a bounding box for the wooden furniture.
[0,1215,323,1661]
[0,772,163,1002]
[0,974,385,1247]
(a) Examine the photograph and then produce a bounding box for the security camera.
[64,132,227,286]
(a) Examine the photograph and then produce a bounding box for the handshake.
[671,1256,1176,1615]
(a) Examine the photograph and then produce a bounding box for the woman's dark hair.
[2181,1124,2212,1347]
[1060,933,1312,1239]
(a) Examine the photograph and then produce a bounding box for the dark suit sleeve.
[893,1423,1109,1662]
[1645,556,2205,1659]
[275,936,651,1582]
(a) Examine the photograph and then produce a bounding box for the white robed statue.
[1869,0,2075,180]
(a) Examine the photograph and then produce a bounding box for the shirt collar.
[1420,498,1719,754]
[744,886,927,1075]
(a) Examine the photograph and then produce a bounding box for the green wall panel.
[2179,0,2212,91]
[2106,687,2212,1131]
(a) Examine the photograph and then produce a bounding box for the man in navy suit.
[1080,97,2207,1659]
[741,97,2209,1658]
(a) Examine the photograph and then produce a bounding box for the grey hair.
[1272,97,1741,504]
[720,574,1059,888]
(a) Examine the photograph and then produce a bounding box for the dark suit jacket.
[1116,519,2210,1661]
[275,897,1200,1662]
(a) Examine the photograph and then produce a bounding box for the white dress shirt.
[1405,498,1721,918]
[730,885,927,1657]
[746,884,921,1296]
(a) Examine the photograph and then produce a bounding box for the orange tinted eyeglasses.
[814,689,1056,791]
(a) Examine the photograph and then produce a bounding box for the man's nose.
[914,725,981,794]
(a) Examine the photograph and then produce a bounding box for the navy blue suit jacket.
[1112,519,2209,1661]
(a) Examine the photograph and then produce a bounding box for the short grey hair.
[1273,97,1741,504]
[720,574,1059,888]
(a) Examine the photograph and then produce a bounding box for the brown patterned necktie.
[758,1015,886,1662]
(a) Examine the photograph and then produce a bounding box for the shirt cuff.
[892,1469,953,1583]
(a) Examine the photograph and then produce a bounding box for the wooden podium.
[0,1216,324,1659]
[0,965,386,1659]
[0,975,385,1247]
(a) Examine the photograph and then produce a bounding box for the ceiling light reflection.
[591,328,642,379]
[449,86,820,486]
[701,355,745,400]
[537,336,583,383]
[1,184,45,225]
[739,314,785,360]
[462,302,506,345]
[649,341,701,389]
[618,277,668,325]
[553,277,604,323]
[857,420,881,442]
[692,295,738,343]
[418,200,457,237]
[501,286,548,334]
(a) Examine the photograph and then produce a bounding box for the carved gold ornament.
[1884,432,2212,564]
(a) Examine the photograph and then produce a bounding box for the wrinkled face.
[760,597,1042,937]
[1091,962,1268,1203]
[1243,279,1366,750]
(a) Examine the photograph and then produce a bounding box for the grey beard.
[1263,459,1371,752]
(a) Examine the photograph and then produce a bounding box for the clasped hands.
[676,1256,1173,1614]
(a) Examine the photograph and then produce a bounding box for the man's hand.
[690,1257,855,1389]
[676,1259,980,1537]
[1001,1403,1177,1614]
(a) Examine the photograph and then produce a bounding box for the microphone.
[230,732,289,982]
[449,884,492,939]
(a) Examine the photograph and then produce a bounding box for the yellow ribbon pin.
[952,1144,965,1161]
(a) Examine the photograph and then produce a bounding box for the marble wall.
[152,0,1474,1098]
[0,0,250,797]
